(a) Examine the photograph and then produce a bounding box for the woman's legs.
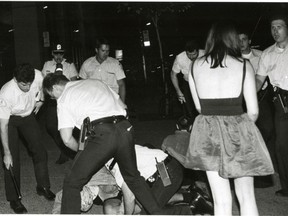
[206,171,232,216]
[234,177,259,216]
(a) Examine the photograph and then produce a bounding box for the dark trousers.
[274,96,288,191]
[150,158,184,207]
[37,99,75,159]
[60,120,191,214]
[182,81,198,122]
[3,114,50,201]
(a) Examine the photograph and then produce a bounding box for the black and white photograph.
[0,1,287,215]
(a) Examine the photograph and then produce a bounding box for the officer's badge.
[0,98,7,107]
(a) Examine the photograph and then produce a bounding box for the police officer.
[256,12,288,197]
[42,73,192,214]
[79,38,126,103]
[40,43,78,164]
[0,63,55,214]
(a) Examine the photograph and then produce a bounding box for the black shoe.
[36,186,55,201]
[10,200,27,214]
[184,184,214,215]
[275,189,288,197]
[189,190,214,215]
[55,154,69,164]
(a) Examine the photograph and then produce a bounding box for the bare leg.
[234,177,259,216]
[206,171,232,216]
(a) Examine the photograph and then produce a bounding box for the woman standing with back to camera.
[182,22,274,216]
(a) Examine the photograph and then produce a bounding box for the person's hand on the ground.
[4,153,13,169]
[34,101,44,114]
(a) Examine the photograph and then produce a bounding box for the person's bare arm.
[117,79,126,103]
[121,182,136,214]
[171,70,185,103]
[188,63,201,113]
[0,118,12,169]
[255,74,267,92]
[59,127,78,151]
[244,62,259,122]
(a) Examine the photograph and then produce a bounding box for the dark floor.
[0,118,287,215]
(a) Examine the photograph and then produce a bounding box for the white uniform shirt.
[0,70,43,119]
[57,79,126,130]
[257,43,288,90]
[172,49,205,81]
[79,56,126,94]
[106,145,168,187]
[242,49,262,73]
[42,58,78,80]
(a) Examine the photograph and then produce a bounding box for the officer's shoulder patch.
[0,98,7,107]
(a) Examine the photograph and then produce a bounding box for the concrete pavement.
[0,118,287,215]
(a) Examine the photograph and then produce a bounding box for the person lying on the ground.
[52,144,213,214]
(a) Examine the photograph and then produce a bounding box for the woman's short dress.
[165,63,274,178]
[166,100,274,179]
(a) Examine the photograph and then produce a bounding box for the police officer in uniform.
[40,43,78,164]
[256,12,288,197]
[42,73,192,214]
[0,63,55,213]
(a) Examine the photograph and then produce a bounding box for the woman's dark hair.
[13,63,35,83]
[204,22,242,68]
[42,73,69,95]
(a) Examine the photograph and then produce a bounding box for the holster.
[78,117,91,151]
[274,87,288,114]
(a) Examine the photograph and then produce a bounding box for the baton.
[9,166,22,199]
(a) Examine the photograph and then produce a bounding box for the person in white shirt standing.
[0,63,55,214]
[79,38,126,104]
[171,40,204,122]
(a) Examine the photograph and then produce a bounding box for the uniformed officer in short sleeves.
[79,38,126,104]
[0,63,55,214]
[42,73,192,215]
[40,43,78,164]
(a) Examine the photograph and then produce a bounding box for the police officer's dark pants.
[61,120,191,214]
[274,96,288,192]
[3,114,50,201]
[182,81,198,122]
[141,157,185,215]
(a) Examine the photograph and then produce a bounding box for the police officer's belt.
[90,115,126,126]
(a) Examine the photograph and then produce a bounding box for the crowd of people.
[0,9,287,216]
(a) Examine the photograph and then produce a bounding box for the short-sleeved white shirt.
[242,49,262,73]
[42,58,78,80]
[57,79,126,130]
[257,43,288,90]
[79,56,126,93]
[172,50,205,81]
[106,145,168,187]
[0,69,43,119]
